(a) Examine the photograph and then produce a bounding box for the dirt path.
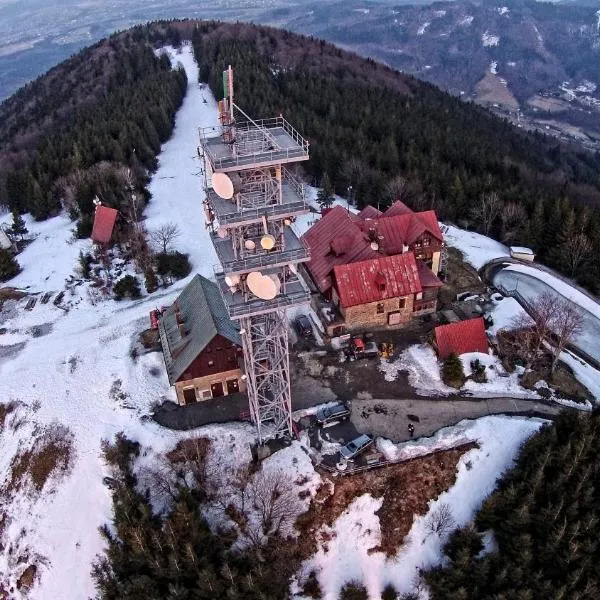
[351,397,561,442]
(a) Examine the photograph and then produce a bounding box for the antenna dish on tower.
[244,239,256,251]
[224,274,240,287]
[212,172,235,199]
[260,215,276,250]
[246,271,278,300]
[216,227,228,239]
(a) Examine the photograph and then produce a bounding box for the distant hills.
[3,19,600,292]
[285,0,600,148]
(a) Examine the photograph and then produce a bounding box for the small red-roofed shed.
[434,317,489,360]
[91,206,118,245]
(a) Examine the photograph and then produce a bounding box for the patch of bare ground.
[16,564,36,591]
[296,443,476,558]
[0,402,18,430]
[474,71,520,111]
[2,424,75,496]
[0,288,26,307]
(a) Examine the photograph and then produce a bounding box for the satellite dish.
[260,215,276,250]
[261,234,276,250]
[212,172,234,199]
[244,239,256,251]
[370,241,379,251]
[224,274,240,287]
[268,274,282,295]
[217,227,228,239]
[247,271,278,300]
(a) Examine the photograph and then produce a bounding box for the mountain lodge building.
[301,201,444,333]
[158,274,245,405]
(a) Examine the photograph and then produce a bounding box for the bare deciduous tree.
[425,503,456,538]
[471,191,502,235]
[562,232,592,278]
[511,292,583,376]
[510,292,557,369]
[151,222,181,254]
[500,202,527,244]
[385,175,409,203]
[129,226,153,273]
[249,469,300,538]
[549,298,583,375]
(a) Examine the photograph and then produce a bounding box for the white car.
[340,434,373,460]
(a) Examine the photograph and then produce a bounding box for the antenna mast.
[199,66,311,442]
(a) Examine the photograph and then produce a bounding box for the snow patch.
[440,223,509,269]
[497,7,510,16]
[490,61,498,75]
[418,22,431,35]
[379,344,455,396]
[482,31,500,47]
[459,15,474,26]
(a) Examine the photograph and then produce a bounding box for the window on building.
[416,292,423,300]
[423,237,430,247]
[376,303,385,314]
[399,298,406,309]
[208,359,214,367]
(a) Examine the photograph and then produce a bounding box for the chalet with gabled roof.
[159,274,245,405]
[301,201,444,332]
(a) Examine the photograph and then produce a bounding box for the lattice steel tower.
[198,66,310,442]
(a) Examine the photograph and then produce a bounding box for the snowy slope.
[441,223,509,269]
[297,415,544,599]
[0,44,229,599]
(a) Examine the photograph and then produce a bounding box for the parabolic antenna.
[247,271,278,300]
[260,215,276,250]
[268,274,282,295]
[212,172,235,200]
[224,274,240,287]
[216,227,228,239]
[370,241,379,251]
[244,239,256,251]
[261,235,276,250]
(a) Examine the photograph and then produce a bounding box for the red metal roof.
[434,317,489,360]
[357,205,382,220]
[384,200,413,217]
[417,261,444,288]
[333,253,422,308]
[301,204,443,294]
[91,206,118,244]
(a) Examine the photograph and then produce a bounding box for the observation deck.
[215,269,310,319]
[199,117,309,172]
[206,168,310,227]
[212,227,310,276]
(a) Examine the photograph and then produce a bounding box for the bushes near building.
[113,275,141,300]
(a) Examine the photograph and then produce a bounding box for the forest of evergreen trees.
[189,21,600,293]
[426,410,600,600]
[0,27,187,235]
[92,434,300,600]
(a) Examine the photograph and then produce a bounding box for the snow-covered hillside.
[0,44,225,599]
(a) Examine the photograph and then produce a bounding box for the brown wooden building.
[158,274,245,405]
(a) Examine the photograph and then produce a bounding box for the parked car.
[294,314,314,339]
[345,337,379,360]
[340,434,373,460]
[315,402,350,427]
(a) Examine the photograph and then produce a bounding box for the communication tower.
[198,66,311,442]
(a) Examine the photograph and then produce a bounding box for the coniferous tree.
[316,173,335,210]
[0,249,20,281]
[9,210,27,241]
